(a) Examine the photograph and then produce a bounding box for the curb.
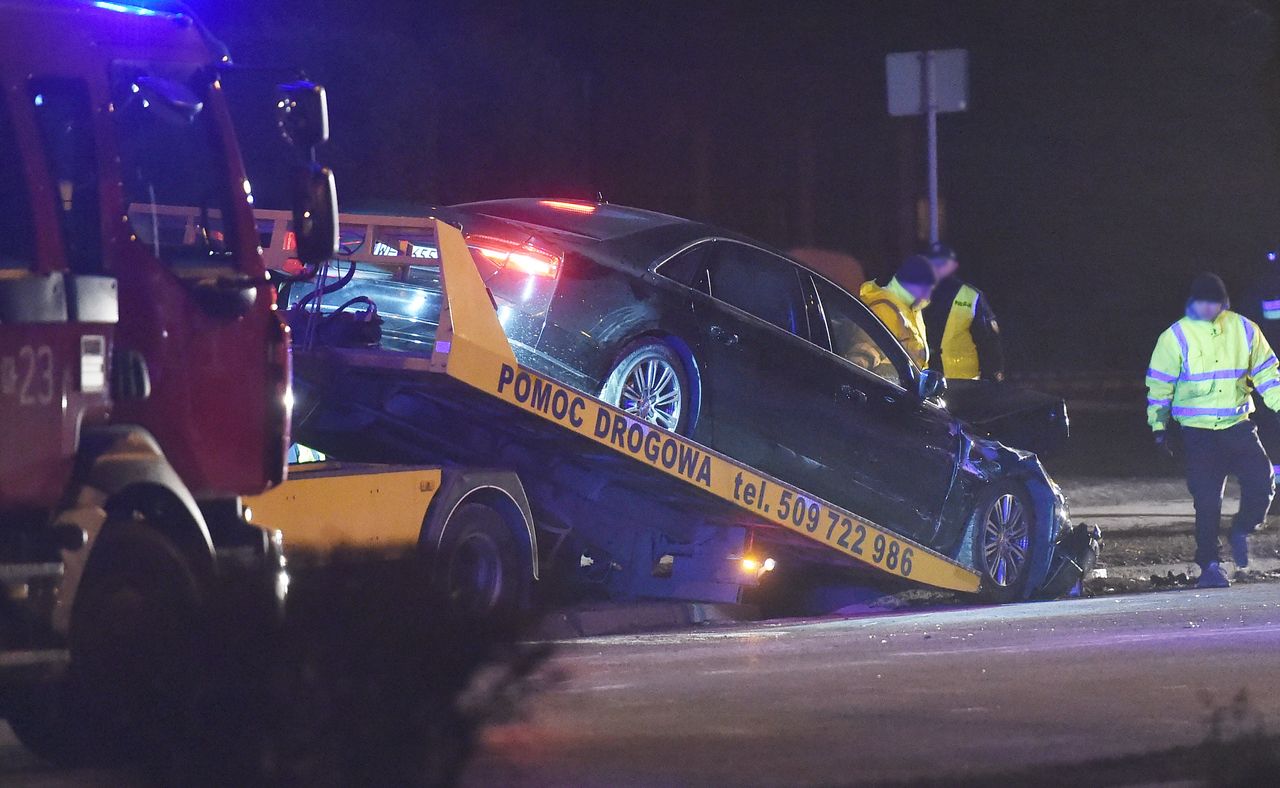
[534,600,758,639]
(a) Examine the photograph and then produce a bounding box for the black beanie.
[896,254,937,287]
[1188,272,1228,304]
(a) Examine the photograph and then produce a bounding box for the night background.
[195,0,1280,374]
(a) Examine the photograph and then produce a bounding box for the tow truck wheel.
[437,502,527,621]
[971,483,1037,604]
[68,521,205,762]
[601,339,694,435]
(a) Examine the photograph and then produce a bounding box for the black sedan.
[285,198,1080,600]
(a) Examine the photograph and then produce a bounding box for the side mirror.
[918,368,947,400]
[276,81,329,150]
[292,163,338,267]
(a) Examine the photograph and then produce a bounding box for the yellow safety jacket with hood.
[860,277,929,369]
[1146,309,1280,431]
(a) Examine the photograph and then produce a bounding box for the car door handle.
[709,325,740,346]
[839,384,868,405]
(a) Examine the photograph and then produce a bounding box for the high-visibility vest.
[939,282,981,380]
[860,277,928,369]
[1146,310,1280,431]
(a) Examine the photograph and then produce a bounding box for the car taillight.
[466,235,562,278]
[539,199,596,214]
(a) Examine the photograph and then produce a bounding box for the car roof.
[448,198,687,242]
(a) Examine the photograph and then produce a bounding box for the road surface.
[466,584,1280,786]
[4,584,1279,785]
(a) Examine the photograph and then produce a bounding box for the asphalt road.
[4,584,1280,786]
[467,584,1280,786]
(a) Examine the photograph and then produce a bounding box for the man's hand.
[1154,430,1175,460]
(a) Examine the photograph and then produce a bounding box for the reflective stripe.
[1146,367,1178,383]
[1273,464,1280,476]
[1171,323,1190,375]
[1182,368,1246,382]
[1257,378,1280,394]
[1243,315,1256,347]
[1264,309,1280,321]
[1253,355,1278,376]
[1263,299,1280,311]
[1147,397,1172,407]
[1172,404,1251,418]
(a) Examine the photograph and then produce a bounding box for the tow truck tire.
[436,502,528,621]
[68,522,205,762]
[971,483,1038,605]
[601,339,694,435]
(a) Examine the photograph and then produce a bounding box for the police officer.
[922,243,1005,382]
[1146,273,1280,588]
[859,254,937,369]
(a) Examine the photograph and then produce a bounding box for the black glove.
[1154,430,1174,460]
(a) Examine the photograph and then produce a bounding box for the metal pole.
[925,50,939,244]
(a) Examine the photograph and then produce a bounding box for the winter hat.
[925,242,957,263]
[896,254,938,287]
[1188,272,1228,304]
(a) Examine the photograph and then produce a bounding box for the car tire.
[970,483,1037,604]
[600,339,694,434]
[435,502,528,621]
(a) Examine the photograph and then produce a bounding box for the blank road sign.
[886,49,970,117]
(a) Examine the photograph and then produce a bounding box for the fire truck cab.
[0,0,334,762]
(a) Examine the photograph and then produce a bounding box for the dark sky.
[192,0,1280,372]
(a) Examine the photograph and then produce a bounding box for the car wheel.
[600,339,693,434]
[971,483,1036,604]
[435,502,528,621]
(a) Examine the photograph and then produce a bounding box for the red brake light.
[539,199,596,214]
[466,235,561,278]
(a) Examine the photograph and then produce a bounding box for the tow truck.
[0,0,337,761]
[247,209,1100,615]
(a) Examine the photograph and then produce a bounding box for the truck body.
[249,211,1099,611]
[0,0,326,761]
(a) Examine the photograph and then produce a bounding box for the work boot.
[1229,531,1250,569]
[1196,562,1231,589]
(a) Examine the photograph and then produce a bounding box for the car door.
[806,274,961,547]
[690,241,833,488]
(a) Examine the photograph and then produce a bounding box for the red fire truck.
[0,0,335,761]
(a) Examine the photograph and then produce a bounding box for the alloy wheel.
[618,356,683,431]
[981,493,1030,587]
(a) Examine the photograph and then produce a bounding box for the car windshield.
[111,62,238,268]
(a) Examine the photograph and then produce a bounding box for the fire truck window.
[0,97,35,269]
[29,78,101,274]
[111,66,236,268]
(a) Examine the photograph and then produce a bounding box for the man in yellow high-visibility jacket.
[922,243,1005,382]
[1147,272,1280,588]
[859,254,937,369]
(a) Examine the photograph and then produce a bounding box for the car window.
[812,275,909,387]
[0,93,35,269]
[656,241,712,294]
[707,242,807,337]
[30,78,101,274]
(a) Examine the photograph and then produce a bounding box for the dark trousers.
[1182,422,1275,568]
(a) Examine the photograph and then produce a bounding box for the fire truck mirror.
[292,163,338,267]
[275,81,329,150]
